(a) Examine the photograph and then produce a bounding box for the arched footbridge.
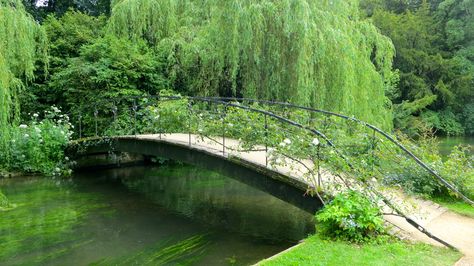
[67,95,474,252]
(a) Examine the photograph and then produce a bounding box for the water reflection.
[116,165,315,243]
[438,136,474,156]
[0,164,315,265]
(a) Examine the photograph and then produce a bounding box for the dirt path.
[427,211,474,265]
[383,196,474,265]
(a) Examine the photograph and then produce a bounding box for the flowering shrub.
[0,106,73,176]
[316,190,385,242]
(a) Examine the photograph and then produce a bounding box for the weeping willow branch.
[0,0,48,130]
[107,0,396,130]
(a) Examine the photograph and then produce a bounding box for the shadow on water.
[0,164,315,266]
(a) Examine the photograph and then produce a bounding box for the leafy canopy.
[0,0,47,129]
[107,0,396,129]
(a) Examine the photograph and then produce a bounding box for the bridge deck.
[129,133,336,189]
[83,133,474,263]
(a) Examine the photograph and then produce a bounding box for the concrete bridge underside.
[70,133,324,214]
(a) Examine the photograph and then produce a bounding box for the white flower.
[33,113,39,118]
[65,157,69,161]
[346,218,357,228]
[312,138,320,146]
[24,134,29,138]
[228,123,233,127]
[55,167,61,172]
[60,131,65,135]
[35,127,41,133]
[52,106,61,113]
[280,138,291,147]
[19,124,28,129]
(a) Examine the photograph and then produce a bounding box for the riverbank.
[434,198,474,218]
[257,235,461,266]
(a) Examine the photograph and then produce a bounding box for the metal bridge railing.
[69,95,473,207]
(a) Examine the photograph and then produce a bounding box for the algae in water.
[91,234,210,265]
[0,190,10,209]
[0,178,108,264]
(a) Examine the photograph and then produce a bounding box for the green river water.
[0,164,315,266]
[438,136,474,156]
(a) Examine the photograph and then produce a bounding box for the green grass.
[258,235,462,266]
[434,198,474,218]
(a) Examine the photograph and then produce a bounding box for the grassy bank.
[258,235,461,266]
[434,198,474,218]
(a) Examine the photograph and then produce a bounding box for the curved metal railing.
[69,95,473,206]
[203,97,474,206]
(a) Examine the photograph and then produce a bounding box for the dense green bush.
[0,107,73,176]
[421,110,464,136]
[461,104,474,135]
[315,191,385,242]
[440,146,474,199]
[49,34,168,112]
[20,10,107,117]
[380,134,473,199]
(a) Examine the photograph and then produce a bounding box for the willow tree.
[108,0,395,129]
[0,0,47,177]
[0,0,47,128]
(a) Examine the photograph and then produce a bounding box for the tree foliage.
[0,0,47,129]
[364,0,474,136]
[107,0,396,129]
[22,0,110,21]
[19,10,107,115]
[43,10,106,72]
[49,35,168,111]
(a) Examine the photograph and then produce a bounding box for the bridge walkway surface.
[108,133,474,265]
